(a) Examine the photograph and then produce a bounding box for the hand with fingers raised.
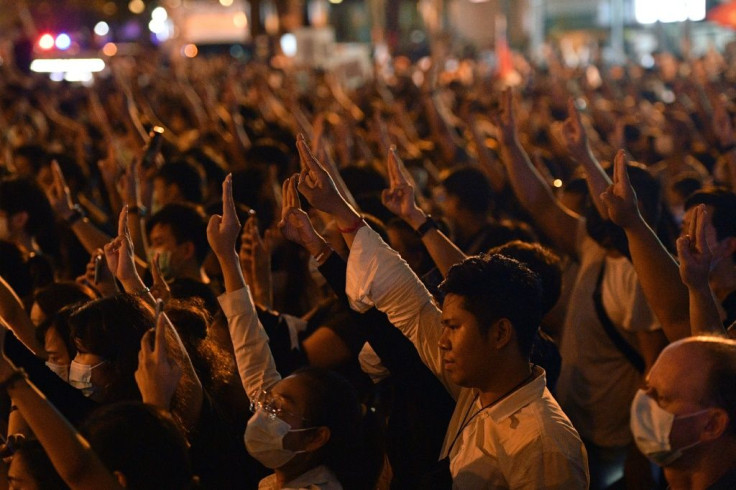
[561,97,592,161]
[381,146,426,229]
[494,89,519,145]
[103,206,139,285]
[207,174,242,259]
[77,249,117,297]
[295,134,345,215]
[239,214,274,308]
[599,150,643,229]
[677,204,715,289]
[46,160,78,222]
[278,175,330,257]
[135,310,182,410]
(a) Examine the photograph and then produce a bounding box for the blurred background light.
[38,34,55,50]
[94,21,110,36]
[55,33,72,50]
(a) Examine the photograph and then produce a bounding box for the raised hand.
[295,134,345,214]
[278,175,328,256]
[599,150,642,229]
[561,97,592,160]
[713,103,735,148]
[381,146,426,228]
[46,160,76,220]
[239,214,274,308]
[77,250,117,297]
[677,204,715,289]
[103,206,138,283]
[495,89,518,144]
[207,174,241,258]
[135,309,182,410]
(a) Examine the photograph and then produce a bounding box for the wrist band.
[132,285,151,297]
[0,369,27,391]
[313,244,333,263]
[66,206,85,226]
[128,205,148,218]
[337,218,365,234]
[415,215,439,238]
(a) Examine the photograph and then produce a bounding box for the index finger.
[51,160,69,190]
[154,308,168,358]
[118,205,129,237]
[297,138,323,173]
[567,97,582,126]
[386,145,398,187]
[694,204,707,251]
[613,150,629,186]
[222,174,236,222]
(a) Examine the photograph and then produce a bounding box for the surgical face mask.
[147,249,173,280]
[69,360,106,398]
[244,409,315,469]
[630,389,710,466]
[45,361,69,383]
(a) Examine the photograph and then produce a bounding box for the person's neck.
[664,443,736,490]
[274,458,319,488]
[477,357,533,407]
[709,261,736,303]
[176,262,206,283]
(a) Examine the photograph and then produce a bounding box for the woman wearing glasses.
[208,175,380,490]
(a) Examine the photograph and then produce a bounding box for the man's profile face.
[439,293,495,389]
[148,223,190,277]
[644,343,712,452]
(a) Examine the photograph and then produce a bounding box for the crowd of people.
[0,27,735,489]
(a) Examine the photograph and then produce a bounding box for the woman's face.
[44,327,71,366]
[269,375,320,451]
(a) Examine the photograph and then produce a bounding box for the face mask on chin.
[147,249,174,280]
[244,409,317,469]
[630,389,710,466]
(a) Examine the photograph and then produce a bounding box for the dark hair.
[146,203,209,265]
[12,439,69,489]
[36,305,79,363]
[0,240,32,299]
[12,144,47,174]
[81,402,192,490]
[68,294,153,403]
[685,188,736,243]
[439,254,543,358]
[294,367,383,490]
[33,281,97,320]
[441,167,494,215]
[156,160,204,204]
[488,241,562,315]
[0,177,55,236]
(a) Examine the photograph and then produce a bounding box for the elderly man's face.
[644,342,713,452]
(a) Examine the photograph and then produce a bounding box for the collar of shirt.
[486,365,547,424]
[259,465,340,490]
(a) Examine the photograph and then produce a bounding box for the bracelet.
[0,369,27,391]
[132,285,151,297]
[128,205,148,218]
[313,244,333,263]
[415,215,439,238]
[336,217,365,234]
[65,205,85,226]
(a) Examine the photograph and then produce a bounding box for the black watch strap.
[415,216,439,238]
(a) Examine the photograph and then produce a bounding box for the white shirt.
[346,226,589,489]
[258,465,342,490]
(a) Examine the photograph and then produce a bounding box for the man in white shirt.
[293,135,589,488]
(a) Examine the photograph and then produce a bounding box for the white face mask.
[45,361,70,383]
[244,409,315,469]
[69,360,106,397]
[147,249,173,280]
[630,389,709,466]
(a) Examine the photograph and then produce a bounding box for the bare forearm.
[8,377,121,489]
[405,210,466,277]
[689,285,727,336]
[577,151,612,219]
[625,218,691,341]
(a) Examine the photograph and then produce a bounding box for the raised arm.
[561,97,612,220]
[600,150,691,341]
[0,276,45,358]
[676,205,727,336]
[0,326,122,490]
[496,90,581,257]
[381,146,465,277]
[208,175,280,396]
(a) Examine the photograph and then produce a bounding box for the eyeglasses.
[249,389,310,423]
